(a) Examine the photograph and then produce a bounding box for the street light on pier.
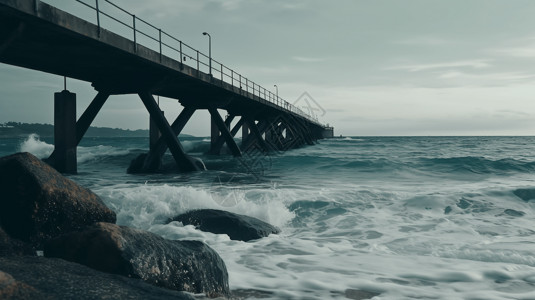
[202,32,212,75]
[274,84,278,99]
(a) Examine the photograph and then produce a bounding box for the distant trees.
[0,122,149,137]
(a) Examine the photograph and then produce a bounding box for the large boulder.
[0,152,116,248]
[0,228,33,257]
[168,209,280,242]
[0,269,43,299]
[44,222,229,298]
[0,256,195,300]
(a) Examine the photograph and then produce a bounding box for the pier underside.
[0,0,332,173]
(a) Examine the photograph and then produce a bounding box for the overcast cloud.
[1,0,535,136]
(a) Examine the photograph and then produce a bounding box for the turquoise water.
[2,134,535,299]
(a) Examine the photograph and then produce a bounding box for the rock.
[0,256,195,300]
[0,152,116,247]
[44,222,229,298]
[0,228,34,256]
[0,269,44,299]
[168,209,280,242]
[127,153,162,174]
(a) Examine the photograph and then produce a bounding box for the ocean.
[1,134,535,299]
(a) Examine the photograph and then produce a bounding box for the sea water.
[1,134,535,299]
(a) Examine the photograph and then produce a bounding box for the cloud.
[387,59,493,72]
[492,45,535,58]
[437,70,535,83]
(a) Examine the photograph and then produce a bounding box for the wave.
[419,156,535,174]
[17,133,132,163]
[94,183,295,231]
[18,134,53,158]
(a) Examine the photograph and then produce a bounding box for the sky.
[1,0,535,136]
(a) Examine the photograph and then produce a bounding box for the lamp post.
[274,84,278,99]
[202,32,211,75]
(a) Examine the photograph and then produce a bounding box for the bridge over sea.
[0,0,334,173]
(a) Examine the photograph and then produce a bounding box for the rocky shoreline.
[0,152,281,299]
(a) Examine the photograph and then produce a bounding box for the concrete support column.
[150,110,163,151]
[53,90,77,174]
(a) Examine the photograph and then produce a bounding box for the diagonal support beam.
[152,106,196,158]
[208,107,242,157]
[141,106,196,171]
[47,91,110,164]
[210,116,245,155]
[138,91,199,171]
[75,91,110,145]
[244,118,271,153]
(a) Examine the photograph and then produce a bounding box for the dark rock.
[168,209,280,242]
[127,153,162,174]
[0,269,44,299]
[345,289,381,300]
[513,188,535,202]
[0,152,116,247]
[44,222,229,298]
[0,256,194,300]
[0,228,34,256]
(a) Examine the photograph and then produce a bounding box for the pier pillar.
[53,90,77,174]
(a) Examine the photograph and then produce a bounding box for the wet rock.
[127,153,161,174]
[0,228,33,256]
[0,256,194,300]
[0,269,44,299]
[168,209,280,242]
[44,222,229,298]
[0,152,116,247]
[513,188,535,202]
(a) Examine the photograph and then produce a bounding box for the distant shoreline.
[0,122,175,138]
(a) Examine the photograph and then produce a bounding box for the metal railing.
[38,0,322,125]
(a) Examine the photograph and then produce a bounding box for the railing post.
[179,41,183,65]
[196,51,199,70]
[221,64,223,81]
[231,70,234,86]
[95,0,100,37]
[239,74,242,89]
[246,78,248,93]
[133,15,137,53]
[159,29,162,62]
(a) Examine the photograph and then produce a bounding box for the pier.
[0,0,333,173]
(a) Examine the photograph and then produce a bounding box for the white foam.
[17,133,130,163]
[18,134,53,158]
[94,183,294,231]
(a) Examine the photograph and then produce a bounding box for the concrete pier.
[0,0,333,173]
